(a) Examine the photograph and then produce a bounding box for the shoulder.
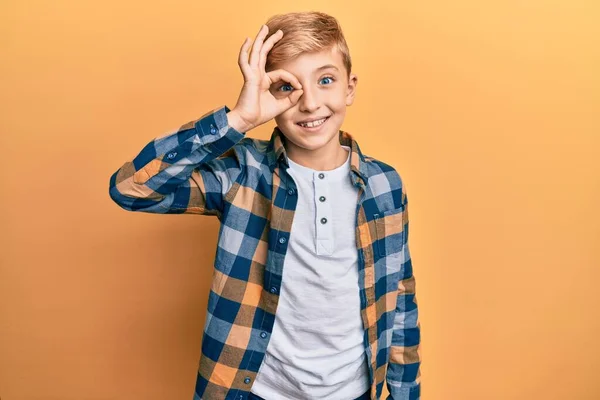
[363,154,407,206]
[215,136,272,172]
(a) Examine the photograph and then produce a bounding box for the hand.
[227,25,304,132]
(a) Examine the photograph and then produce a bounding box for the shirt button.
[210,124,217,134]
[244,377,251,384]
[320,217,328,224]
[319,196,326,202]
[318,173,325,179]
[270,287,277,294]
[166,152,177,159]
[278,237,286,244]
[287,188,295,195]
[260,332,267,338]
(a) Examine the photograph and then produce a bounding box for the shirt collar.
[266,126,369,188]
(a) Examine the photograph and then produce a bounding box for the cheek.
[330,101,347,115]
[278,108,296,123]
[273,114,288,127]
[329,91,349,109]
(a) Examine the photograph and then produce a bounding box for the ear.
[345,73,358,106]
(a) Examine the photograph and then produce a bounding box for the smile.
[296,116,330,130]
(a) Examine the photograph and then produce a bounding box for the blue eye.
[277,76,334,92]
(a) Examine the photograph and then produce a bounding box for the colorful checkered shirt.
[109,106,421,400]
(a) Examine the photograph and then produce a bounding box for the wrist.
[226,110,252,133]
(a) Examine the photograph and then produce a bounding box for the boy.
[109,11,421,400]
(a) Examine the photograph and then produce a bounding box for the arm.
[109,24,304,218]
[386,187,422,399]
[108,106,247,218]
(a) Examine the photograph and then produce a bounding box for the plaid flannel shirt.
[109,106,421,400]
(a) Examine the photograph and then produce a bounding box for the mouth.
[295,116,331,131]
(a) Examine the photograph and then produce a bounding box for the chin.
[287,128,339,150]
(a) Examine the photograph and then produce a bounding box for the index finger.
[266,69,302,90]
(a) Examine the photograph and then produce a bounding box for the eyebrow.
[314,64,339,72]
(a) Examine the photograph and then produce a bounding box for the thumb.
[276,89,303,114]
[286,89,303,106]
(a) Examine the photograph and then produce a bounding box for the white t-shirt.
[250,145,370,400]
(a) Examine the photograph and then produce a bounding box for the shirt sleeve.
[108,105,246,219]
[385,187,422,399]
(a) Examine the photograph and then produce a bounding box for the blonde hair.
[264,11,352,78]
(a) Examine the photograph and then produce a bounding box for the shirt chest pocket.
[373,208,405,258]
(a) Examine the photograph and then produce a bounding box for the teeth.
[299,117,327,128]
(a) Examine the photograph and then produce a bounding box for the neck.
[286,138,349,171]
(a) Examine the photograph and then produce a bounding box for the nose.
[297,85,320,113]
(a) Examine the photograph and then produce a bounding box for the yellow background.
[1,0,599,399]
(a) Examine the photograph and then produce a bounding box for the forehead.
[271,46,345,76]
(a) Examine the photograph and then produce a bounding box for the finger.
[259,29,283,73]
[249,25,268,68]
[278,89,304,110]
[266,69,302,90]
[237,37,252,79]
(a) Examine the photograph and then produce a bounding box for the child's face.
[269,45,358,155]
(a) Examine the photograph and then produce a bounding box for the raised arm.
[108,106,246,218]
[108,23,305,218]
